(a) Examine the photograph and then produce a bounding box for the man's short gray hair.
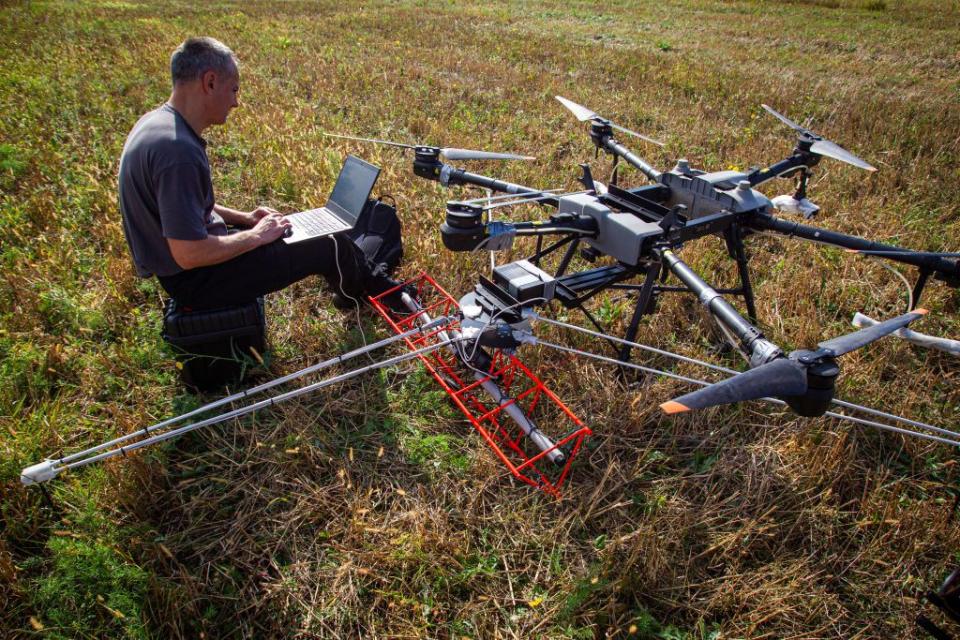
[170,37,238,85]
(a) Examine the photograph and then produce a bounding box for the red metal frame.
[370,273,592,498]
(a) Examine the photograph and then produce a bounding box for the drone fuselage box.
[558,193,663,266]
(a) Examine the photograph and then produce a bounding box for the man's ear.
[200,70,217,94]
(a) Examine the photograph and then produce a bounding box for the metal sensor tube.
[403,294,565,465]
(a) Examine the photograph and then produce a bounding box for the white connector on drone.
[516,332,538,346]
[459,325,483,341]
[460,304,483,320]
[772,194,820,219]
[21,460,61,485]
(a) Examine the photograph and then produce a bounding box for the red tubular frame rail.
[370,273,592,498]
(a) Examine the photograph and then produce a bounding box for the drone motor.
[441,201,486,251]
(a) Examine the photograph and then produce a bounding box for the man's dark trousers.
[158,234,369,309]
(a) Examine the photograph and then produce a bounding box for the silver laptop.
[283,155,381,244]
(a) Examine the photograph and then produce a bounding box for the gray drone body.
[557,193,663,266]
[661,161,772,219]
[555,160,773,267]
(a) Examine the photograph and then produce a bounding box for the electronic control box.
[492,260,556,303]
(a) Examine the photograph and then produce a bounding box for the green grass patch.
[26,537,150,639]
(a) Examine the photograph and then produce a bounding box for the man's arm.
[168,212,291,270]
[214,204,280,228]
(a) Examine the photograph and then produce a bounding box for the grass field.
[1,0,959,637]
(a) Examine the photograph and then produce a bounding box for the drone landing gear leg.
[577,305,625,363]
[555,238,581,277]
[913,268,931,310]
[726,226,758,324]
[618,261,661,363]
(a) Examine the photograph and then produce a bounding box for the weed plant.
[1,0,958,638]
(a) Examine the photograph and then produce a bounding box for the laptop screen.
[328,155,381,224]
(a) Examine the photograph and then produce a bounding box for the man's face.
[208,64,240,126]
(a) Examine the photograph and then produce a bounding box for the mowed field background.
[2,0,959,637]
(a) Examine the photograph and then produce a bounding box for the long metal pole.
[53,318,451,466]
[535,315,960,442]
[537,340,960,448]
[22,332,455,484]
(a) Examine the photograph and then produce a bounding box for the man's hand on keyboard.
[248,205,281,226]
[251,212,292,245]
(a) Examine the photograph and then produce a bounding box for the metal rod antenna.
[54,318,452,466]
[51,339,459,476]
[533,314,734,375]
[821,411,960,448]
[536,340,960,448]
[481,190,590,211]
[829,399,960,441]
[535,314,960,441]
[537,340,715,389]
[458,188,563,206]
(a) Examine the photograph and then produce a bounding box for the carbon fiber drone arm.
[746,153,813,187]
[657,248,839,417]
[411,147,561,206]
[590,122,661,182]
[441,201,597,252]
[658,249,781,366]
[657,246,932,417]
[748,212,960,291]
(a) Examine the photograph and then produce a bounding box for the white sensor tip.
[21,460,60,485]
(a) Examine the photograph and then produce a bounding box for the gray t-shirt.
[118,103,227,277]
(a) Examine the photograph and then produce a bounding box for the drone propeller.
[761,104,876,172]
[660,358,807,414]
[660,308,927,415]
[555,96,665,147]
[816,308,928,357]
[322,133,535,161]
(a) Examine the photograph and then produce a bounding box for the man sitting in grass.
[118,36,401,310]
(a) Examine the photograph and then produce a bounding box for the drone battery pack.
[493,260,556,303]
[162,298,267,392]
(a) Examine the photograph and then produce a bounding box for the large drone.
[22,98,960,497]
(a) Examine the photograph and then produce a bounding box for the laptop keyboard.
[290,208,349,236]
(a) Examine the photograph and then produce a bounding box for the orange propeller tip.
[660,400,690,415]
[915,308,929,315]
[845,249,859,254]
